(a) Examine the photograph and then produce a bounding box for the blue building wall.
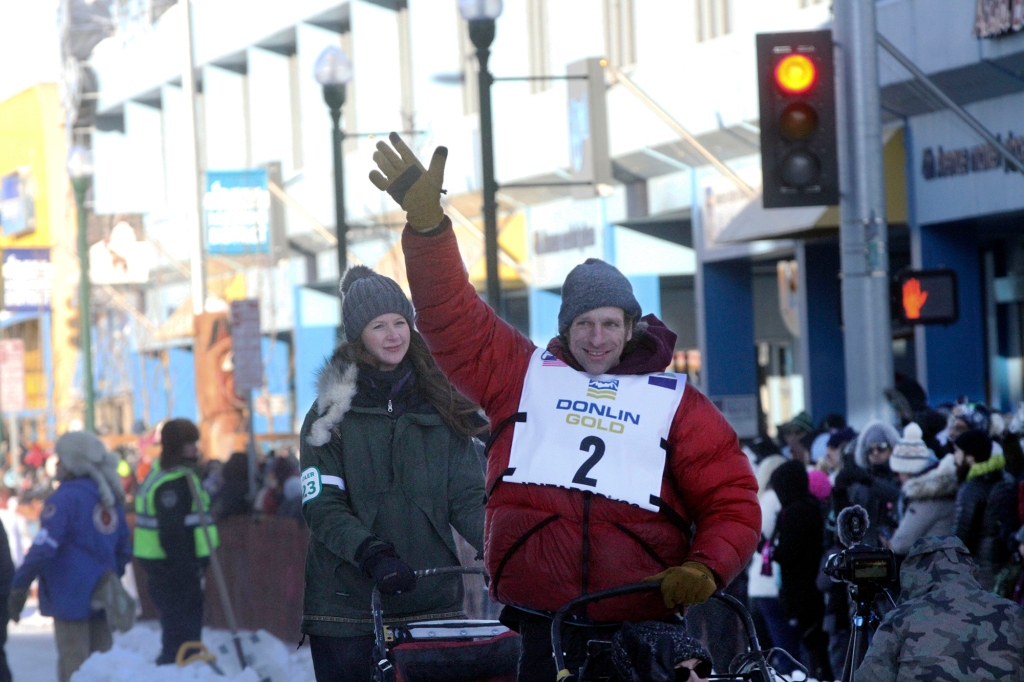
[294,287,341,430]
[702,260,757,398]
[804,242,847,421]
[251,337,291,434]
[920,223,986,405]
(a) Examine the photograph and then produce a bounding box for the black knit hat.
[558,258,641,334]
[161,419,200,462]
[954,428,992,462]
[340,266,415,343]
[612,621,712,682]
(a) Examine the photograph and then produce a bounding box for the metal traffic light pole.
[833,0,894,427]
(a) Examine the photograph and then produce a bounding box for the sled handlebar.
[550,584,772,682]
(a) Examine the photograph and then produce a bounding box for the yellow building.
[0,84,78,440]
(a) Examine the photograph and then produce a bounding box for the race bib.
[301,467,322,503]
[506,349,686,511]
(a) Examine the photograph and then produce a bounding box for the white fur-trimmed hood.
[901,454,958,501]
[307,354,359,447]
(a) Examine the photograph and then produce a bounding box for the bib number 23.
[573,436,605,487]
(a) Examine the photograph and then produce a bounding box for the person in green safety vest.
[134,419,218,665]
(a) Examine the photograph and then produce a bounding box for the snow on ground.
[7,605,59,682]
[71,623,315,682]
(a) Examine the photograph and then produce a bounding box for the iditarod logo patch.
[93,504,119,534]
[586,379,619,401]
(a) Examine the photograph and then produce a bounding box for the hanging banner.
[0,338,26,413]
[2,248,53,312]
[230,299,263,392]
[204,169,271,255]
[567,57,612,200]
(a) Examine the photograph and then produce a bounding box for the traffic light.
[756,30,839,208]
[894,269,958,325]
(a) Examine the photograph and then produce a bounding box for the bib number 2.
[573,436,606,487]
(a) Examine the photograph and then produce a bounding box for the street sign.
[566,57,612,199]
[230,299,263,392]
[0,339,26,413]
[2,248,53,312]
[204,169,271,255]
[895,269,959,325]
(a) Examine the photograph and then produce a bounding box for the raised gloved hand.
[7,588,28,623]
[359,545,417,596]
[368,132,448,231]
[644,561,717,609]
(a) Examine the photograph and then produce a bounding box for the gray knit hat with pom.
[341,266,415,343]
[558,258,641,334]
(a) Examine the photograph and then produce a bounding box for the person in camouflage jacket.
[854,535,1024,682]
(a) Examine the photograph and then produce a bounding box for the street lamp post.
[459,0,503,314]
[67,145,96,432]
[315,45,354,335]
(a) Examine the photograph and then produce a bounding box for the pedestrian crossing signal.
[895,269,958,325]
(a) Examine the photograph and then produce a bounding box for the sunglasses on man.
[676,660,713,681]
[867,443,891,454]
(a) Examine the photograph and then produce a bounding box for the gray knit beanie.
[341,265,415,343]
[558,258,641,334]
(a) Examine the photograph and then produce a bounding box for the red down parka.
[402,218,760,622]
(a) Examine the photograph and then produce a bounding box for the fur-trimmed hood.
[55,431,125,508]
[853,420,901,469]
[306,351,359,447]
[901,453,958,502]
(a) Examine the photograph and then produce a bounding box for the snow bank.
[71,623,315,682]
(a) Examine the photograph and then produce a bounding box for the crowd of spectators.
[737,393,1024,679]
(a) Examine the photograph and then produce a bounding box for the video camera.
[823,505,897,682]
[823,546,896,588]
[823,505,897,590]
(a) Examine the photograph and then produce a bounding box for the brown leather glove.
[368,132,447,231]
[644,561,717,609]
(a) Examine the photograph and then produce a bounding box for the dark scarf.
[352,358,434,416]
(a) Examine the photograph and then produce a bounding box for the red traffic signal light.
[775,54,817,94]
[756,31,838,208]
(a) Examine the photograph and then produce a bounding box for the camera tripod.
[840,582,893,682]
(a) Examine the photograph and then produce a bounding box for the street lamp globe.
[314,45,353,86]
[67,144,94,179]
[458,0,503,21]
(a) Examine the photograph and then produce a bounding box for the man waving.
[369,134,760,682]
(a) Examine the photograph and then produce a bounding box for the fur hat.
[611,621,712,682]
[890,423,935,475]
[557,259,641,334]
[160,419,200,463]
[340,265,415,343]
[55,431,125,508]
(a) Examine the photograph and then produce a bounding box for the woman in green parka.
[299,265,487,682]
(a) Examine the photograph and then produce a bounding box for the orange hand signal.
[902,278,929,319]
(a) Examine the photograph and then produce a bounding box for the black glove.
[357,541,416,596]
[7,589,28,623]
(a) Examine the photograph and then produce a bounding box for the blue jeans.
[750,597,800,674]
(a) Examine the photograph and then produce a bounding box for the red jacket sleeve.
[401,218,536,418]
[667,387,760,585]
